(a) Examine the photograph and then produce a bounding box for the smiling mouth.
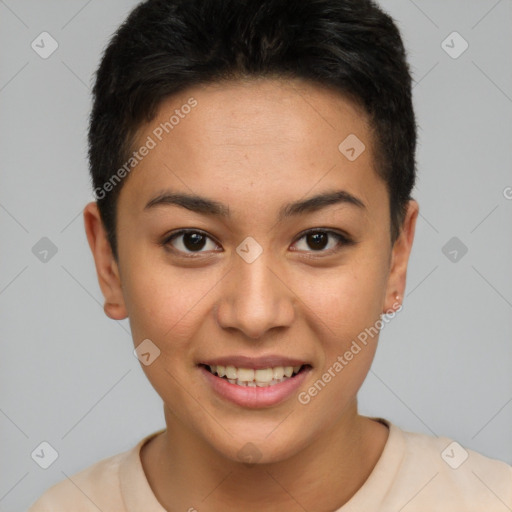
[200,363,310,387]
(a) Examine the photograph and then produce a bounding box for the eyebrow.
[144,189,366,221]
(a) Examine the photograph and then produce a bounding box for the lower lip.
[199,365,311,408]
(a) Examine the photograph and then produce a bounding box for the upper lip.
[200,355,310,370]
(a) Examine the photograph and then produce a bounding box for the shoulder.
[27,446,132,512]
[396,425,512,509]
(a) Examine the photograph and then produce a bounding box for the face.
[85,78,417,463]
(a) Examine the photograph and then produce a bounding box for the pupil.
[184,233,206,251]
[308,232,327,250]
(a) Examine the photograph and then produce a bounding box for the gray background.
[1,1,511,510]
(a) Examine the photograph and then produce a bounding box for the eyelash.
[161,228,355,258]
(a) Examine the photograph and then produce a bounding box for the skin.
[84,77,418,511]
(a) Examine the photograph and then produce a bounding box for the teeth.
[206,364,303,387]
[273,366,284,380]
[238,368,254,381]
[225,366,237,379]
[254,368,273,383]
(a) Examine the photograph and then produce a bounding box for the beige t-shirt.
[28,418,512,511]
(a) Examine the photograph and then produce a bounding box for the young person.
[29,0,512,510]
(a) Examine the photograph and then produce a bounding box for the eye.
[161,228,354,258]
[162,229,221,256]
[291,229,353,254]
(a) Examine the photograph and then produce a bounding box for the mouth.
[198,356,313,408]
[199,363,310,388]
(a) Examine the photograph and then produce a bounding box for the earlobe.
[83,202,128,321]
[382,200,419,314]
[104,301,127,320]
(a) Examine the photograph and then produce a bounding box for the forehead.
[120,77,386,222]
[150,77,373,154]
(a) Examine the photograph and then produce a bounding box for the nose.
[214,251,296,340]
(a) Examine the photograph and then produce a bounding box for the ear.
[382,199,419,314]
[83,202,128,320]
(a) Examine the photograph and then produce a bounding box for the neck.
[141,400,388,511]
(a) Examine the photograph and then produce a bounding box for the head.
[85,0,418,463]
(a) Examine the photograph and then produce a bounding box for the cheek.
[292,254,389,336]
[121,262,209,409]
[120,254,218,349]
[293,261,386,420]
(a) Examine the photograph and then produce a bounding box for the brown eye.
[291,229,353,254]
[305,232,329,250]
[163,230,220,255]
[181,232,207,251]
